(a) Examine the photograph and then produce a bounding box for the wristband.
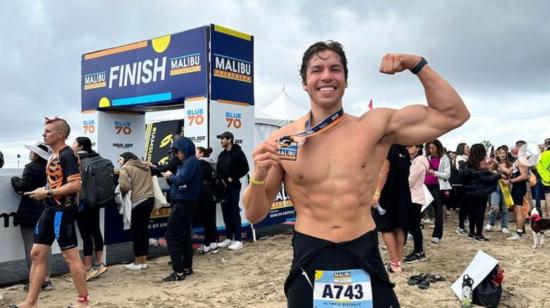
[410,57,427,75]
[250,177,266,186]
[374,191,381,196]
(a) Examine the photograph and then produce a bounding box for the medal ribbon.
[279,108,344,146]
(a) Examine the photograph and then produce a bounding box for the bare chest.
[281,124,381,186]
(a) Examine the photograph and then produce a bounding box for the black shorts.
[285,230,399,308]
[34,207,78,250]
[543,185,550,194]
[511,181,527,205]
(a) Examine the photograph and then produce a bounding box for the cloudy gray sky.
[1,0,549,167]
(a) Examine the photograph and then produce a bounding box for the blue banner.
[210,24,254,105]
[81,27,208,111]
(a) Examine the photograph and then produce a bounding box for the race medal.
[278,108,344,162]
[278,140,299,161]
[313,269,373,307]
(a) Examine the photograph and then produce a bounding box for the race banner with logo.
[81,111,145,165]
[82,26,208,111]
[210,24,254,106]
[144,119,184,164]
[183,97,209,148]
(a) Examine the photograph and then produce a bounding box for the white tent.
[256,85,308,121]
[254,86,308,145]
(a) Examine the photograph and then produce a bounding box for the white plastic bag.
[152,176,169,209]
[420,184,434,213]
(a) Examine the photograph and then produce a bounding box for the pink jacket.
[409,155,430,205]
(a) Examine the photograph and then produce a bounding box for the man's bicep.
[387,105,451,145]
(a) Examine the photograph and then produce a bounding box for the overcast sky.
[1,1,549,167]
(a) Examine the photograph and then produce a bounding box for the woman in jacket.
[11,143,53,291]
[404,144,429,263]
[118,152,154,270]
[196,146,219,254]
[424,139,451,244]
[460,144,501,241]
[73,137,108,280]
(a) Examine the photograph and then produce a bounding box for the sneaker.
[407,233,413,241]
[197,244,210,254]
[207,243,219,254]
[475,235,490,242]
[217,239,232,248]
[404,252,427,264]
[501,228,509,234]
[93,263,108,278]
[228,240,243,250]
[430,237,440,244]
[125,263,146,270]
[85,267,99,281]
[423,218,434,225]
[484,224,493,232]
[162,272,185,282]
[467,233,475,240]
[41,280,53,291]
[456,228,465,235]
[507,233,523,241]
[183,268,194,276]
[24,280,54,292]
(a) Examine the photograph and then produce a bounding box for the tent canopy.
[257,85,308,121]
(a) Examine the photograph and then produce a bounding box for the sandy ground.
[1,213,550,308]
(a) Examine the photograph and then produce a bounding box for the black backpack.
[473,265,503,308]
[81,155,115,209]
[203,162,226,203]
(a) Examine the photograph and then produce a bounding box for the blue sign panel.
[81,27,208,111]
[210,24,254,105]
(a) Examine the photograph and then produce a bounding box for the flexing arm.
[378,54,469,145]
[242,138,284,224]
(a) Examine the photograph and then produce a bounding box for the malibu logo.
[170,53,201,76]
[213,53,252,83]
[83,71,107,90]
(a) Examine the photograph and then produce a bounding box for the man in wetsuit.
[242,41,469,307]
[14,117,90,308]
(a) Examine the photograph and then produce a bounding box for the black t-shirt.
[45,146,81,211]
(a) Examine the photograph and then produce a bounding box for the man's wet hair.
[300,41,348,84]
[45,116,71,139]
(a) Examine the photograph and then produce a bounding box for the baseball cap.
[216,131,234,140]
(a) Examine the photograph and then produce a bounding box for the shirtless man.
[13,117,90,308]
[242,41,469,307]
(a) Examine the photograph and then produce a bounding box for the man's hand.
[161,170,173,180]
[379,53,422,75]
[252,140,281,181]
[24,187,48,201]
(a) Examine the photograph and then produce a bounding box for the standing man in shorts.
[242,41,469,307]
[13,117,90,308]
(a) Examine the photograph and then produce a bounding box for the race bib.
[313,269,373,307]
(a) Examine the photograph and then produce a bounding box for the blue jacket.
[168,137,201,202]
